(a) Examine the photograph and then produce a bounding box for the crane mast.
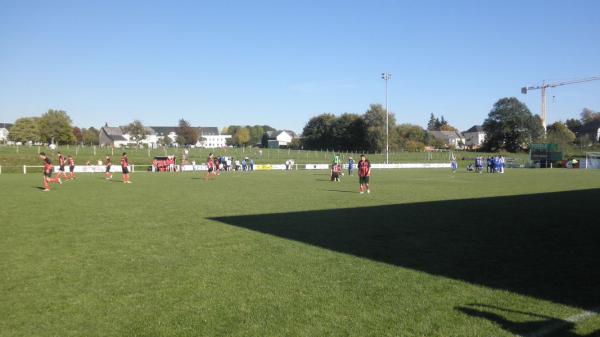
[521,76,600,134]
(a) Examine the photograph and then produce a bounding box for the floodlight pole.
[381,73,391,164]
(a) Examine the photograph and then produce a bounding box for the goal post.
[585,152,600,169]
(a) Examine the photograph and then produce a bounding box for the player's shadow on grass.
[456,304,600,337]
[210,188,600,309]
[322,189,355,193]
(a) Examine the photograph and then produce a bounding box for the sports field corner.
[1,168,599,337]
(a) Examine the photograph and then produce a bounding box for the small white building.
[428,130,465,148]
[462,125,486,148]
[196,127,231,148]
[266,130,296,148]
[134,127,160,148]
[198,134,231,148]
[99,126,130,147]
[150,127,179,144]
[100,124,231,148]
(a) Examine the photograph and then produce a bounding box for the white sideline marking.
[518,307,600,337]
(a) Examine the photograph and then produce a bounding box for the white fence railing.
[22,165,137,174]
[18,163,451,174]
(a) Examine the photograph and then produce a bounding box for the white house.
[428,130,465,148]
[151,127,178,144]
[462,125,486,148]
[0,123,12,143]
[99,126,130,147]
[100,124,231,148]
[134,127,160,148]
[266,130,296,148]
[195,127,231,148]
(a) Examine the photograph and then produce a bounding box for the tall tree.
[8,117,41,143]
[482,97,544,152]
[439,123,458,132]
[72,127,83,143]
[565,118,582,135]
[223,125,273,146]
[395,124,429,150]
[363,104,396,152]
[158,134,173,146]
[301,113,336,150]
[176,135,186,146]
[547,121,576,147]
[38,109,76,144]
[427,113,438,131]
[580,108,600,124]
[262,125,276,132]
[261,133,270,148]
[427,113,456,131]
[233,127,251,146]
[248,125,265,145]
[177,119,199,145]
[123,120,148,145]
[439,116,447,128]
[331,113,366,151]
[82,127,100,145]
[578,108,600,142]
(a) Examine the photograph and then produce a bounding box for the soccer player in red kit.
[121,152,131,184]
[39,152,61,191]
[67,155,76,180]
[56,152,66,180]
[105,156,113,179]
[358,154,371,194]
[331,163,341,182]
[204,153,216,181]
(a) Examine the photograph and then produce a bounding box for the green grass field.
[1,168,599,336]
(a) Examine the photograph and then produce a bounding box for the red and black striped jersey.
[358,160,371,177]
[43,158,53,172]
[121,157,128,168]
[58,155,65,166]
[68,158,74,166]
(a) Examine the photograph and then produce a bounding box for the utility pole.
[381,73,391,164]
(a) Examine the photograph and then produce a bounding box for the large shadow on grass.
[210,189,600,309]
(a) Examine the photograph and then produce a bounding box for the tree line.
[300,104,457,152]
[6,100,599,153]
[299,98,599,153]
[6,110,281,148]
[221,125,276,147]
[7,111,204,147]
[9,110,100,145]
[481,98,600,153]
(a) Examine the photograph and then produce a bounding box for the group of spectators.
[152,156,177,172]
[152,155,256,172]
[469,155,506,173]
[285,159,295,170]
[214,156,255,172]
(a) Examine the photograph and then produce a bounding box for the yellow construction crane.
[521,75,600,133]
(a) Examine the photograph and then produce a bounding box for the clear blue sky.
[1,0,599,133]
